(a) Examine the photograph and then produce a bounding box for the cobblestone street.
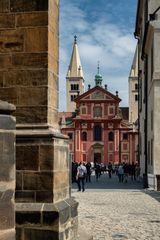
[72,173,160,240]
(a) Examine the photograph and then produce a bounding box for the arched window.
[108,132,114,141]
[82,132,87,141]
[94,125,102,141]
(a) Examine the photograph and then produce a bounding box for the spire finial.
[97,61,100,74]
[95,61,103,87]
[74,35,77,44]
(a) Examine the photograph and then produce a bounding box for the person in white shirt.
[76,162,87,192]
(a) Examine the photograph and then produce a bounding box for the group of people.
[72,161,141,192]
[117,162,141,183]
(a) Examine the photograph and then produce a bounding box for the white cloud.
[59,1,137,111]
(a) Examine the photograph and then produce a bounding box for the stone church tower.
[66,36,85,112]
[128,45,138,123]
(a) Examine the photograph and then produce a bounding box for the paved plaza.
[72,172,160,240]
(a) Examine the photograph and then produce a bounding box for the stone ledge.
[0,100,16,114]
[16,197,78,226]
[16,127,69,140]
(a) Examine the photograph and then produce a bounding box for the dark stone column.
[0,1,78,239]
[0,100,16,240]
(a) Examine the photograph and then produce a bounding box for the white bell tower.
[66,36,85,112]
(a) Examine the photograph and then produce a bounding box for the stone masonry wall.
[16,135,70,203]
[0,0,59,128]
[0,101,16,240]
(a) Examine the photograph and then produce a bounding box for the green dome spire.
[95,61,103,86]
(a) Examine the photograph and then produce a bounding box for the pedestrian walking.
[118,164,124,182]
[76,162,87,192]
[86,162,91,183]
[72,161,78,183]
[130,162,136,181]
[108,162,112,179]
[123,162,129,183]
[135,163,141,181]
[95,163,101,181]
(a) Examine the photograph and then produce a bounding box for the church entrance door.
[94,153,101,164]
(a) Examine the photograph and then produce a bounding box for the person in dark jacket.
[108,162,112,179]
[86,162,91,182]
[130,162,136,181]
[123,162,129,183]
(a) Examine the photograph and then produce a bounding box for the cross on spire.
[74,35,77,44]
[97,61,100,74]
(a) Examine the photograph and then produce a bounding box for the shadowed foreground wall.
[0,1,78,239]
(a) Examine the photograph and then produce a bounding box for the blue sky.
[59,0,138,111]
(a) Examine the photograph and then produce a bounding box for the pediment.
[75,85,121,103]
[80,90,117,101]
[105,95,113,100]
[83,95,90,100]
[91,90,105,100]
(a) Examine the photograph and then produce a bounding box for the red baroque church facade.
[59,84,138,164]
[59,37,138,165]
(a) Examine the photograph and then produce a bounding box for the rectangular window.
[94,106,102,117]
[135,94,138,101]
[109,107,114,114]
[94,125,102,141]
[82,107,86,114]
[76,84,79,90]
[123,133,128,140]
[135,83,138,90]
[108,106,115,116]
[71,95,76,101]
[71,84,79,91]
